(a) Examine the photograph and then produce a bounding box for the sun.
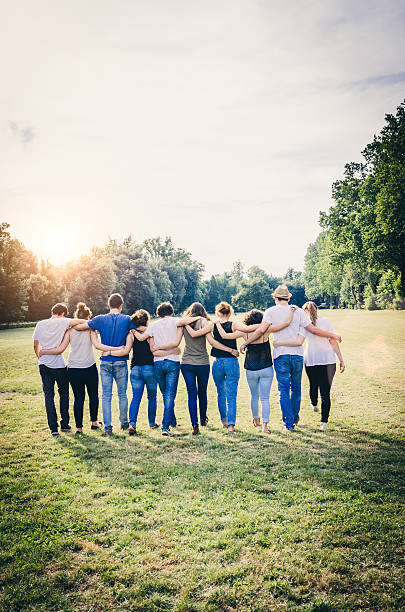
[35,227,80,266]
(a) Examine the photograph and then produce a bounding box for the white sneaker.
[312,404,319,412]
[320,422,328,431]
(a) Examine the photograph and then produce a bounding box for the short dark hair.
[243,309,263,326]
[108,293,123,309]
[156,302,174,317]
[131,309,150,327]
[51,303,68,316]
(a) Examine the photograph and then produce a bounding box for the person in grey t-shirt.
[33,303,86,436]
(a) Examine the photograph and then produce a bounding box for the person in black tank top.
[215,307,294,433]
[211,302,242,434]
[101,309,180,435]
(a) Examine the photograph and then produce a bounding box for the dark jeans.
[68,364,99,428]
[154,360,180,430]
[181,363,210,427]
[39,364,70,432]
[305,363,336,423]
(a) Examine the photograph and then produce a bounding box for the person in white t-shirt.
[38,302,103,434]
[134,302,202,436]
[273,301,345,431]
[240,285,342,432]
[33,303,87,436]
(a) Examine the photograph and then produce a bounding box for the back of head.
[156,302,174,318]
[303,301,318,326]
[215,301,233,317]
[243,308,263,326]
[108,293,123,309]
[51,303,68,317]
[74,302,92,320]
[183,302,210,320]
[272,284,292,302]
[131,309,150,327]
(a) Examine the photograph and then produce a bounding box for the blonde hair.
[215,301,234,317]
[74,302,92,320]
[303,301,318,326]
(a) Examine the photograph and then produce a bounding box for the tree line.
[303,100,405,310]
[0,224,306,324]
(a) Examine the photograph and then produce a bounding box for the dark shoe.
[294,416,300,425]
[149,423,159,429]
[128,426,137,436]
[91,422,103,430]
[201,417,209,426]
[192,426,200,435]
[121,423,129,431]
[103,430,113,437]
[61,425,72,432]
[75,430,83,435]
[51,431,59,437]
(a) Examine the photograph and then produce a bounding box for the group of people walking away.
[33,285,344,438]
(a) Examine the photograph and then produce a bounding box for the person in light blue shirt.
[76,293,133,435]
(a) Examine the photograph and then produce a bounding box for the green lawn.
[0,311,404,611]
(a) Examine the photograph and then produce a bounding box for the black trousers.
[68,364,99,428]
[305,363,336,423]
[39,365,70,432]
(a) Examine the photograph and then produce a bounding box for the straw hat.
[271,284,292,299]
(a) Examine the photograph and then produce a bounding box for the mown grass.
[0,310,404,611]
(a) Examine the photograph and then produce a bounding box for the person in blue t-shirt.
[75,293,133,435]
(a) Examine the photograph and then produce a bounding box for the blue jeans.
[212,358,240,426]
[99,361,129,431]
[154,360,180,431]
[181,363,210,426]
[129,365,157,427]
[245,366,274,423]
[273,355,303,430]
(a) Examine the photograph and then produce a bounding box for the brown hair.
[108,293,123,309]
[183,302,210,320]
[51,303,68,316]
[303,301,318,326]
[74,302,92,319]
[243,309,263,326]
[156,302,174,317]
[131,309,150,327]
[215,301,234,317]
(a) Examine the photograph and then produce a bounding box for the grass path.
[0,311,404,611]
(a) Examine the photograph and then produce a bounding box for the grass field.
[0,310,404,611]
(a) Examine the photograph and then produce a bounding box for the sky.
[1,0,404,277]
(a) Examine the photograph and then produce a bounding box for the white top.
[33,317,72,368]
[145,317,180,362]
[301,317,337,366]
[263,304,311,360]
[68,328,96,369]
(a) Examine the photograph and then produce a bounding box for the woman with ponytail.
[273,301,345,430]
[39,302,102,433]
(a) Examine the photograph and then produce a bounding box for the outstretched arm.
[105,333,134,357]
[268,307,295,332]
[153,327,184,350]
[206,332,239,357]
[90,331,126,352]
[305,323,341,343]
[215,322,246,340]
[72,322,91,331]
[273,334,305,348]
[176,316,202,327]
[330,339,345,372]
[38,330,71,356]
[185,320,214,338]
[239,321,270,352]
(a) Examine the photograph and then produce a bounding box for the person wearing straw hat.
[240,285,342,432]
